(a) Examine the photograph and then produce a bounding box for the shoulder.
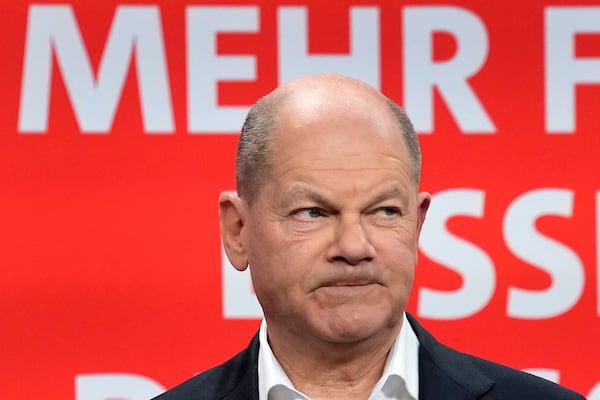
[151,334,259,400]
[406,314,585,399]
[463,350,585,399]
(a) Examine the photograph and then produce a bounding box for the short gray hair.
[236,94,422,204]
[236,94,278,204]
[384,97,422,185]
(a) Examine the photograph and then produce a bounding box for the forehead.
[275,79,392,127]
[270,85,410,171]
[256,90,415,208]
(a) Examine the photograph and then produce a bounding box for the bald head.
[236,74,422,203]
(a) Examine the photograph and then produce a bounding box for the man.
[153,74,585,399]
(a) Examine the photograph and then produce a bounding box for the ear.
[416,191,431,237]
[218,191,250,271]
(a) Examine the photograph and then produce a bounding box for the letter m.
[18,5,173,133]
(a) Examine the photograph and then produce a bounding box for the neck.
[266,322,400,400]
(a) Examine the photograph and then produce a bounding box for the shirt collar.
[258,319,308,400]
[370,312,419,399]
[258,313,419,400]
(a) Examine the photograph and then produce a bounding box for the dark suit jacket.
[152,314,585,399]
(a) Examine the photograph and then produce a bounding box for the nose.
[327,214,376,266]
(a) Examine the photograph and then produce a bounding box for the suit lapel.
[222,334,260,400]
[407,314,495,400]
[223,368,259,400]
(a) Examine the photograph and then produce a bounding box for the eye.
[376,207,400,217]
[295,207,325,219]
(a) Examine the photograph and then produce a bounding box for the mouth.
[318,276,380,289]
[314,280,380,300]
[327,280,375,287]
[312,272,381,292]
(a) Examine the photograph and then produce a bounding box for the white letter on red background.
[418,189,496,319]
[546,7,600,133]
[278,7,380,88]
[187,7,258,133]
[403,6,495,133]
[75,373,165,400]
[19,5,173,133]
[504,189,584,318]
[589,381,600,400]
[522,368,560,383]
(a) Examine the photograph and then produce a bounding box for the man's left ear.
[416,192,431,235]
[218,192,249,271]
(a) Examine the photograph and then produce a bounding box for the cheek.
[374,223,419,253]
[251,237,327,302]
[247,233,304,291]
[375,231,419,277]
[248,250,312,321]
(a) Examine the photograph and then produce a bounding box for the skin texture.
[219,74,431,399]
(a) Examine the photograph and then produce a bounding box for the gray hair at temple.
[235,92,422,204]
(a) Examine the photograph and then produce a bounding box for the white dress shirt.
[258,313,419,400]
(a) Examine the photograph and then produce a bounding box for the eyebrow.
[281,186,333,209]
[369,188,409,205]
[281,185,408,210]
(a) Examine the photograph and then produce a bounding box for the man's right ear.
[218,192,250,271]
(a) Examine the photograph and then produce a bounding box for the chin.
[318,311,396,344]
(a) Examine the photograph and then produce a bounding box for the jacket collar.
[406,313,495,400]
[223,333,260,400]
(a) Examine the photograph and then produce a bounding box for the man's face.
[231,88,429,345]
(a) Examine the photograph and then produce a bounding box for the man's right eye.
[295,208,324,219]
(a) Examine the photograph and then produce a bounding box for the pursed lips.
[328,280,375,286]
[317,276,381,289]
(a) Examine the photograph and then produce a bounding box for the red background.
[1,1,598,398]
